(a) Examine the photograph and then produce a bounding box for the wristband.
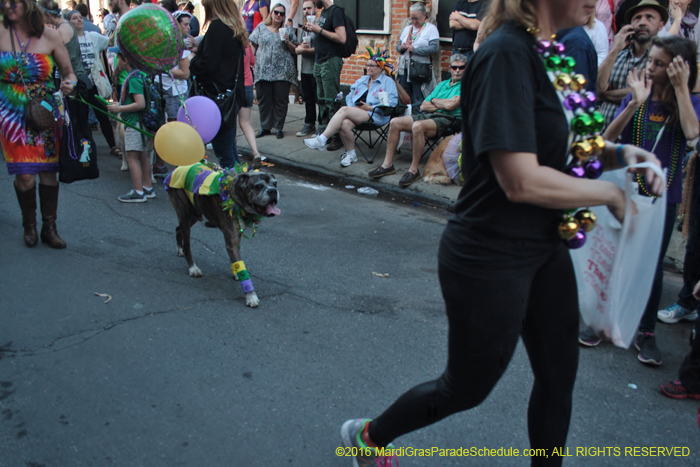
[616,144,627,167]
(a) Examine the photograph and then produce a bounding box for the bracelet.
[616,144,627,167]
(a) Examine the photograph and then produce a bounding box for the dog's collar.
[213,161,264,238]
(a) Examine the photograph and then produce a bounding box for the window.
[333,0,390,34]
[437,0,458,41]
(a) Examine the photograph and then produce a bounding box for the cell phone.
[356,101,365,106]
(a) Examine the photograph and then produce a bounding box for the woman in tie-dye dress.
[0,0,76,248]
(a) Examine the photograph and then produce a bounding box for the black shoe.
[327,135,343,151]
[635,332,662,366]
[204,220,217,228]
[578,327,602,347]
[368,164,396,179]
[296,124,315,137]
[276,130,284,139]
[256,129,271,138]
[398,170,421,187]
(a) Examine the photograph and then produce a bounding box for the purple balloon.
[177,96,222,144]
[565,230,587,249]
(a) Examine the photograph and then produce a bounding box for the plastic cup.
[306,15,315,24]
[288,94,295,104]
[279,29,287,41]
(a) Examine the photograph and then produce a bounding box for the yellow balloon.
[154,121,205,166]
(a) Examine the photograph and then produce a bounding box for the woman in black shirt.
[189,0,246,168]
[340,1,664,466]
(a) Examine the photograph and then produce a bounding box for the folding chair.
[352,104,407,164]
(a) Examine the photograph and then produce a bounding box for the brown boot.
[39,184,67,249]
[14,183,38,247]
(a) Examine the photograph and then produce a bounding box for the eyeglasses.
[272,10,284,15]
[450,65,466,70]
[409,17,421,21]
[366,64,378,68]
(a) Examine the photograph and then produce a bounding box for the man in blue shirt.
[368,54,466,187]
[557,26,598,92]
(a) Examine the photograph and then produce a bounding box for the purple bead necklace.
[536,34,604,249]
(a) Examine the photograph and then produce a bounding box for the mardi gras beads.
[537,36,604,249]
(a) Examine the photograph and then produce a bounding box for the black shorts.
[413,113,461,139]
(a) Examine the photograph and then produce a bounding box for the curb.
[237,148,458,212]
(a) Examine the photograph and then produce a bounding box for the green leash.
[70,94,155,140]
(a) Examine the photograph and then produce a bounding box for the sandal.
[110,147,123,158]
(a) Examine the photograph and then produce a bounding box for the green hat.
[624,0,669,24]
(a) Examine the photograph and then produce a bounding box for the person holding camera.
[597,0,667,132]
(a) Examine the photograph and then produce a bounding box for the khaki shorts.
[124,123,151,152]
[412,113,462,139]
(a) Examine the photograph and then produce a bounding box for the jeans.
[399,73,426,107]
[638,204,678,333]
[313,56,343,127]
[368,243,579,467]
[210,123,239,168]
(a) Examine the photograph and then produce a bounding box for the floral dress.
[249,23,298,86]
[0,51,60,175]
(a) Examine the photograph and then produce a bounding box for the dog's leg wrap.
[232,261,255,293]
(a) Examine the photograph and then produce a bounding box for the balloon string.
[171,69,195,128]
[71,94,155,139]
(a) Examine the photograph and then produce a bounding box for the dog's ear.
[232,173,252,205]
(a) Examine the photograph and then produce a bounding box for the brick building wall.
[339,0,454,86]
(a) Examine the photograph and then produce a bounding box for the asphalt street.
[1,152,699,466]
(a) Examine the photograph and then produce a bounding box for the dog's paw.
[120,163,129,171]
[245,291,259,308]
[188,265,203,277]
[177,247,185,257]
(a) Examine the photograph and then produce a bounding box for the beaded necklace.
[631,97,681,197]
[12,26,31,52]
[409,23,424,42]
[212,162,263,239]
[535,33,603,249]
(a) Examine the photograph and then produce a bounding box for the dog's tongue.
[266,204,281,216]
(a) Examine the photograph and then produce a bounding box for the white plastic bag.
[396,104,412,151]
[570,163,666,348]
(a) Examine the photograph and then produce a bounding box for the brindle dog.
[168,171,280,307]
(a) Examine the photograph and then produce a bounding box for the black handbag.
[193,54,242,128]
[409,58,432,84]
[59,98,99,183]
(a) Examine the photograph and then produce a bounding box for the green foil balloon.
[116,4,183,75]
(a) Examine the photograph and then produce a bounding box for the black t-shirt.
[314,5,345,64]
[452,0,488,51]
[439,22,570,278]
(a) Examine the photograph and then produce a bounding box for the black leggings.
[368,244,579,467]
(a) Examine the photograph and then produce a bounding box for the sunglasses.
[272,10,284,15]
[450,65,466,70]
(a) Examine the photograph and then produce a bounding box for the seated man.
[303,49,398,168]
[368,54,465,187]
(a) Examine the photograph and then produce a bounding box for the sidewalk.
[233,101,462,211]
[232,102,687,270]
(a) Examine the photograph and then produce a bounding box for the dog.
[166,163,280,308]
[423,134,464,186]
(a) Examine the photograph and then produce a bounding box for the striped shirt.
[599,44,649,131]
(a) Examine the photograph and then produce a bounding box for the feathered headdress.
[360,46,396,76]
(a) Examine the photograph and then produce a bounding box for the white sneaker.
[340,151,357,167]
[304,136,326,151]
